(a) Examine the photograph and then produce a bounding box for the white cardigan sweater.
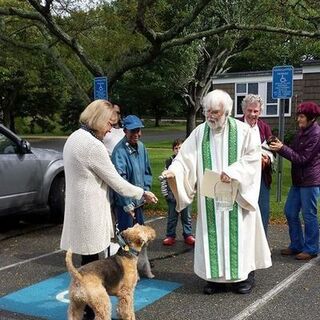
[60,129,144,255]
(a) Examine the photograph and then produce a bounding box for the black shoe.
[203,281,221,295]
[235,271,255,294]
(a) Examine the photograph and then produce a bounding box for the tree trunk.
[154,117,161,127]
[9,111,16,132]
[2,107,11,128]
[186,107,197,137]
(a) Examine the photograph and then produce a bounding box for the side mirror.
[20,139,31,153]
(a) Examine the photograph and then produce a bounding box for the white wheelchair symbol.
[280,74,287,83]
[56,290,69,303]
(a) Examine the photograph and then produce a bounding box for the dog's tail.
[65,249,83,282]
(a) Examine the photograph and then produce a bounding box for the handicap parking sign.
[272,65,293,99]
[93,76,108,100]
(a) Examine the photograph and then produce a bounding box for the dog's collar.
[116,232,140,257]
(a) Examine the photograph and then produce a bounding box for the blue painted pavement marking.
[0,273,181,319]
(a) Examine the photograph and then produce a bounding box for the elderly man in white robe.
[162,89,271,295]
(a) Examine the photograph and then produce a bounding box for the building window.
[235,82,291,117]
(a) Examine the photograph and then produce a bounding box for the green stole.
[202,118,239,280]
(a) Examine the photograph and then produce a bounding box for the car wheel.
[48,175,65,223]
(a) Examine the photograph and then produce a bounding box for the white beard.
[206,114,227,133]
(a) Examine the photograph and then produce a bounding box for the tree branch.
[135,0,158,44]
[159,0,212,42]
[27,0,104,76]
[163,22,320,50]
[0,6,46,23]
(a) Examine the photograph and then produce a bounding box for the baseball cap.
[122,115,144,130]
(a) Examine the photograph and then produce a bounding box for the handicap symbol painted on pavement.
[0,273,181,319]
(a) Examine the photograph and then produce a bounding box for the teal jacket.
[111,137,152,209]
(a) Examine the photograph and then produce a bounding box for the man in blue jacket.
[111,115,153,231]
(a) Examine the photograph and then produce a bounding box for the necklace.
[80,123,102,141]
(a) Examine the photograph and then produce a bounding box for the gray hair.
[241,94,264,112]
[202,89,233,116]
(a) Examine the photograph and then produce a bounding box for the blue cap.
[122,115,144,130]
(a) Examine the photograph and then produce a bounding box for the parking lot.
[0,215,319,320]
[0,135,319,319]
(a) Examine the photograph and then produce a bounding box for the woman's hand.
[269,140,283,152]
[143,191,158,204]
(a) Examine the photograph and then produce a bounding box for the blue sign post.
[93,76,108,100]
[272,65,293,202]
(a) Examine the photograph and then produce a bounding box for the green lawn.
[145,141,319,222]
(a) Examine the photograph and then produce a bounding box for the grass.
[145,141,319,223]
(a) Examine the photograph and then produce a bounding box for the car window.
[0,132,19,154]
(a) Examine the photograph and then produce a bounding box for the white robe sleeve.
[168,128,199,212]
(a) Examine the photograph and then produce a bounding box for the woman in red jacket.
[269,101,320,260]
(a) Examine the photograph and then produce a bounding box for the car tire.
[48,175,65,223]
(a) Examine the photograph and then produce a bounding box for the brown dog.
[66,224,156,320]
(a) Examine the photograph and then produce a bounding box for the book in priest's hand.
[200,169,239,211]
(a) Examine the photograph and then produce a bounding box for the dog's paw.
[145,272,155,279]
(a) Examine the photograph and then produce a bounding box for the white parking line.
[0,217,165,272]
[146,216,165,223]
[0,249,63,272]
[231,255,320,320]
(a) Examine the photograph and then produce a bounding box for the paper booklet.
[200,169,239,211]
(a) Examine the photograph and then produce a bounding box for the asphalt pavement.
[1,134,319,319]
[0,216,319,320]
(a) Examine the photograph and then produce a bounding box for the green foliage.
[60,94,87,133]
[2,0,320,134]
[283,130,296,145]
[145,146,172,212]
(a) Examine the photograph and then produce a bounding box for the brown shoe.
[280,248,301,256]
[295,252,317,260]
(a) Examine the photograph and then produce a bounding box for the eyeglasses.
[203,108,223,116]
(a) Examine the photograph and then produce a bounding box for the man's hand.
[220,172,231,183]
[128,210,135,218]
[161,170,175,179]
[143,191,158,204]
[261,154,270,169]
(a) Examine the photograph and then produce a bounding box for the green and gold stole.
[202,117,239,279]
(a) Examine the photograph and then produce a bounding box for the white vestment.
[168,118,272,282]
[103,127,125,156]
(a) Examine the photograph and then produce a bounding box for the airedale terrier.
[66,224,156,320]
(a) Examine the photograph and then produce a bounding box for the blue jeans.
[166,200,192,238]
[258,176,270,235]
[115,206,144,232]
[284,186,320,255]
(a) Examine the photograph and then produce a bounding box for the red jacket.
[240,117,273,188]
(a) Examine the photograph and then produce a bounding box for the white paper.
[200,169,239,203]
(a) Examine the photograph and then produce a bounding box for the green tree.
[2,0,320,132]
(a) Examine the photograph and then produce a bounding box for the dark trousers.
[81,253,99,266]
[114,206,144,232]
